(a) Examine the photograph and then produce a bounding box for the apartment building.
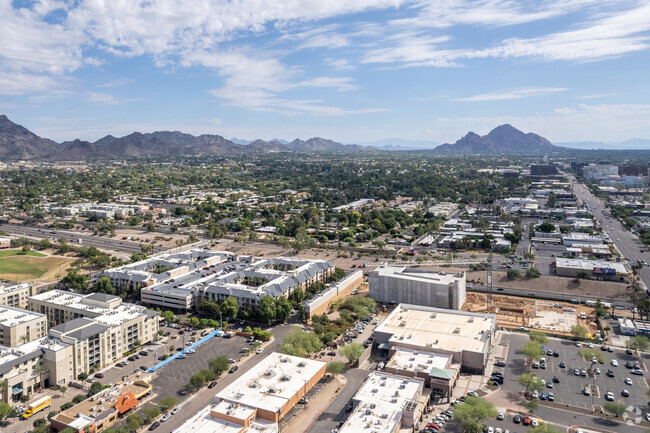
[0,283,34,308]
[0,305,47,347]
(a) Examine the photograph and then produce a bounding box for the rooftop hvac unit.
[369,403,376,409]
[371,388,378,393]
[394,390,400,396]
[381,414,388,419]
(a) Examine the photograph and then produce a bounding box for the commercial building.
[373,304,496,374]
[302,270,363,320]
[582,164,619,181]
[332,198,374,213]
[553,258,630,279]
[368,266,466,311]
[384,347,459,400]
[530,164,558,176]
[339,372,425,433]
[618,318,637,336]
[207,352,325,426]
[0,283,35,308]
[50,373,153,433]
[28,291,159,375]
[174,403,278,433]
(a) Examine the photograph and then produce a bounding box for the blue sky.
[1,0,650,145]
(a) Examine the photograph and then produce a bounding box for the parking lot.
[443,412,539,433]
[500,333,649,413]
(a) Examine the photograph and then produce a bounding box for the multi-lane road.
[0,223,166,256]
[568,175,650,292]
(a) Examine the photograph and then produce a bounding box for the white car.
[588,343,594,349]
[531,419,539,427]
[606,391,614,401]
[625,377,633,385]
[611,359,618,367]
[256,348,264,354]
[171,407,181,415]
[497,411,505,420]
[161,414,171,422]
[575,342,581,347]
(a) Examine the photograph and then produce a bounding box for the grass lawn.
[0,249,46,258]
[0,256,73,282]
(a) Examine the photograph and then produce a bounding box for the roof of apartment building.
[0,304,45,328]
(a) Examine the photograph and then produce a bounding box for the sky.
[1,0,650,145]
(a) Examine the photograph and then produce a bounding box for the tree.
[520,341,544,366]
[274,296,292,323]
[33,363,47,390]
[529,331,548,345]
[579,349,604,370]
[77,372,88,381]
[220,296,239,320]
[571,325,588,340]
[38,239,52,250]
[289,287,305,305]
[537,222,555,233]
[452,396,498,433]
[0,402,11,421]
[603,402,627,417]
[209,356,230,375]
[257,295,276,326]
[94,277,116,295]
[507,268,521,279]
[576,270,590,280]
[143,406,161,423]
[159,397,178,411]
[161,310,175,323]
[60,270,88,291]
[525,398,539,413]
[126,413,143,432]
[518,373,543,395]
[280,329,323,357]
[525,267,541,278]
[626,335,650,352]
[0,379,8,401]
[340,343,365,364]
[327,361,345,375]
[88,381,103,397]
[329,268,346,282]
[59,385,67,396]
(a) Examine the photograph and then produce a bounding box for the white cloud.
[452,87,568,102]
[86,92,142,105]
[324,58,356,71]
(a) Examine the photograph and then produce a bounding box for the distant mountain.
[558,139,650,150]
[435,124,561,154]
[229,137,253,145]
[0,115,369,161]
[357,138,441,151]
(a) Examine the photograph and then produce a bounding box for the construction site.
[462,292,600,337]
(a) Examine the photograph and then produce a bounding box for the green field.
[0,249,46,258]
[0,256,73,282]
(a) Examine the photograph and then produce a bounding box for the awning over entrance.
[378,342,392,350]
[429,367,456,381]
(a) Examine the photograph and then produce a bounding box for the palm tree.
[33,364,47,391]
[20,334,30,345]
[0,379,8,403]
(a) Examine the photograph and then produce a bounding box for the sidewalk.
[281,375,347,433]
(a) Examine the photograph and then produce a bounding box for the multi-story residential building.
[0,283,35,308]
[103,249,334,311]
[0,305,47,346]
[28,291,159,370]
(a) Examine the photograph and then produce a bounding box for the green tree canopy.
[209,356,230,375]
[280,329,323,357]
[159,397,178,411]
[340,343,365,364]
[529,331,548,345]
[571,325,589,339]
[626,335,650,352]
[452,396,498,433]
[220,296,239,320]
[603,402,627,417]
[59,270,88,291]
[520,340,544,365]
[257,295,276,326]
[327,361,345,375]
[94,277,116,295]
[274,296,293,322]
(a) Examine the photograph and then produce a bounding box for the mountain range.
[1,114,648,161]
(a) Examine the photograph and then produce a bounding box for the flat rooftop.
[387,348,451,373]
[0,283,30,295]
[0,305,45,327]
[29,290,155,326]
[555,258,629,274]
[174,403,278,433]
[375,304,495,354]
[340,372,423,433]
[373,266,464,285]
[216,352,326,414]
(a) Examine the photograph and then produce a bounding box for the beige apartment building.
[0,283,35,308]
[0,304,47,347]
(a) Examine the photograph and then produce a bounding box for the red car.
[523,417,531,426]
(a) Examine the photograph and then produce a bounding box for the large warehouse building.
[553,257,630,280]
[373,304,496,374]
[368,266,466,310]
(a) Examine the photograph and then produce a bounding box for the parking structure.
[498,333,649,415]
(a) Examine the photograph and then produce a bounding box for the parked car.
[229,366,239,374]
[494,360,506,367]
[171,407,181,415]
[208,381,217,388]
[161,414,171,422]
[94,373,104,379]
[148,422,160,431]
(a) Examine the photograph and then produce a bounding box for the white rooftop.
[216,352,325,414]
[339,372,423,433]
[0,283,30,295]
[373,266,464,286]
[173,403,278,433]
[555,258,629,274]
[0,305,44,328]
[387,348,451,373]
[375,304,495,354]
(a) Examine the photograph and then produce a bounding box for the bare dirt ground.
[463,292,600,336]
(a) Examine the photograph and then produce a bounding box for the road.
[0,223,166,256]
[568,176,650,291]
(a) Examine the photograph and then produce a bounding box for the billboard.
[593,267,616,275]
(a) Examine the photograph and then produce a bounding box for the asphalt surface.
[0,222,166,255]
[501,333,650,417]
[568,176,650,291]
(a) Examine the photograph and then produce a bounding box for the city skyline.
[1,0,650,146]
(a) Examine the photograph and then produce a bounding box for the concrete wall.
[303,271,363,320]
[368,270,465,310]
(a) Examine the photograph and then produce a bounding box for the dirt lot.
[463,292,600,337]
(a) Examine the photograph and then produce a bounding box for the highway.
[567,175,650,292]
[0,223,167,256]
